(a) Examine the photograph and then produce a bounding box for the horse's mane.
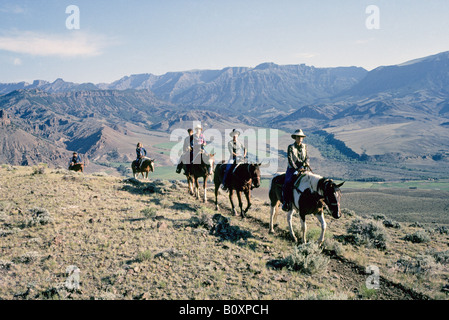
[297,172,323,194]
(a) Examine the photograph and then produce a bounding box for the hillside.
[274,52,449,161]
[1,166,448,300]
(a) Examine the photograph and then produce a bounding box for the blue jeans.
[282,167,297,204]
[222,163,234,186]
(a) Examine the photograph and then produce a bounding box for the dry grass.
[1,166,448,300]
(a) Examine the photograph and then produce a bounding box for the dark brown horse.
[214,162,261,218]
[68,163,84,173]
[183,152,215,202]
[132,158,155,179]
[268,172,344,245]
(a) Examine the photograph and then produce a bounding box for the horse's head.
[207,153,215,175]
[321,179,344,219]
[149,159,155,172]
[249,163,262,189]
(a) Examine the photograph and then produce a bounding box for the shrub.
[435,226,449,235]
[14,251,40,264]
[32,165,46,175]
[23,208,53,228]
[404,230,430,243]
[372,214,386,221]
[282,243,329,275]
[136,250,153,262]
[346,218,390,250]
[322,238,344,256]
[431,250,449,265]
[383,219,401,229]
[409,222,424,228]
[92,172,108,177]
[141,207,157,219]
[341,208,356,217]
[395,254,437,275]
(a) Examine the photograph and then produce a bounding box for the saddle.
[135,157,151,170]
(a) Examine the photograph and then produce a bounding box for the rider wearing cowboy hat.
[221,129,247,191]
[192,124,206,164]
[282,129,310,212]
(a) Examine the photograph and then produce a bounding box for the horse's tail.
[269,172,285,206]
[214,163,224,185]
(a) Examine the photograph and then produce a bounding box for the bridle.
[248,164,260,188]
[318,179,340,207]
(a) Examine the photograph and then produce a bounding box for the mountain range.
[1,51,449,174]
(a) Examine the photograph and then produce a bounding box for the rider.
[69,152,82,169]
[192,124,207,165]
[221,129,247,191]
[282,129,310,212]
[176,128,194,174]
[133,142,147,171]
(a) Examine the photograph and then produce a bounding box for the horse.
[68,163,84,173]
[268,171,344,245]
[184,152,215,202]
[132,157,155,179]
[214,162,261,218]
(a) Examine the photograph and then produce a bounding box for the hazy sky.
[1,0,449,83]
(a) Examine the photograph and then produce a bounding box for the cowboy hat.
[194,124,202,130]
[229,129,241,137]
[291,129,306,139]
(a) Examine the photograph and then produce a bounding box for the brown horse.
[214,162,261,218]
[132,158,155,179]
[68,163,84,173]
[183,152,215,202]
[268,172,344,245]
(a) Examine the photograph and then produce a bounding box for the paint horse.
[268,171,344,245]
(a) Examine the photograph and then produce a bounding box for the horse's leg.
[214,181,219,210]
[269,204,277,234]
[300,216,307,244]
[229,189,237,216]
[244,189,251,213]
[195,177,200,199]
[203,177,207,203]
[237,191,244,218]
[315,210,327,246]
[188,176,194,195]
[287,210,298,243]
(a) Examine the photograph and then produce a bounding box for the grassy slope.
[0,166,448,300]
